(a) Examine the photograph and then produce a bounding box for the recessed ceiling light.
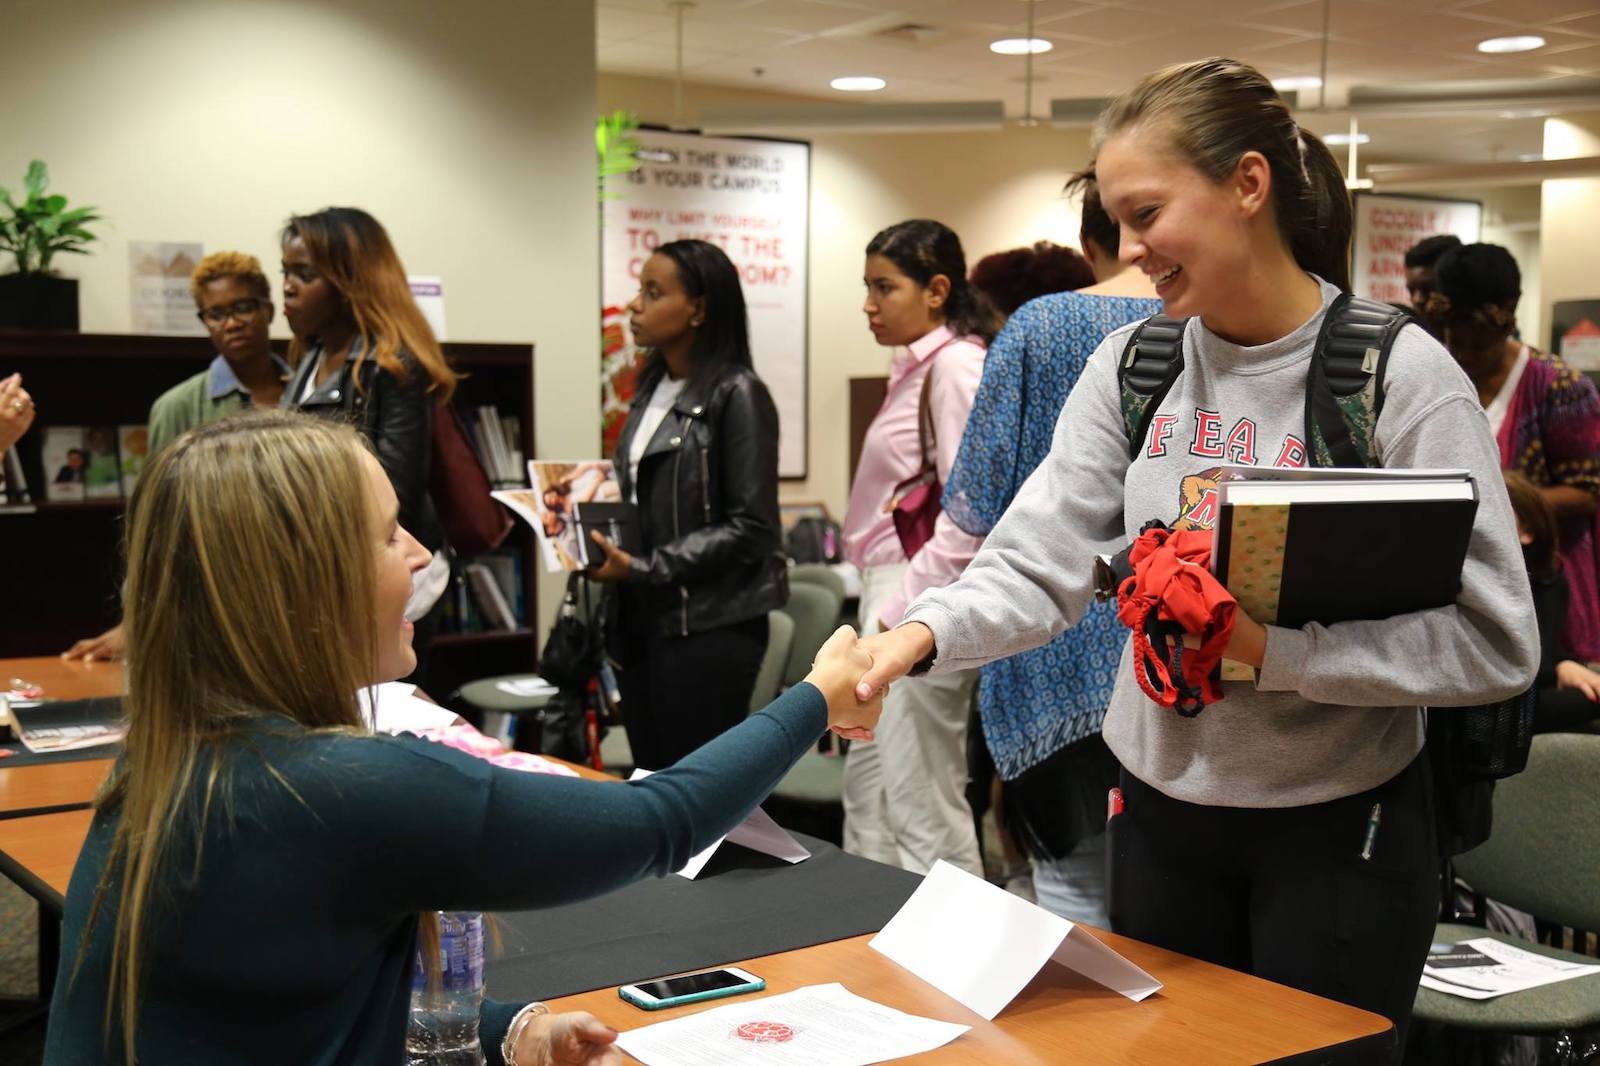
[1271,75,1323,91]
[830,75,886,92]
[1477,35,1546,53]
[990,37,1053,55]
[1517,152,1545,162]
[1322,132,1371,145]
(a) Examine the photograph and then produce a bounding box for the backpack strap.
[1118,315,1189,460]
[1306,293,1410,468]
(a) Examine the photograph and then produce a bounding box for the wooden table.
[0,758,110,819]
[548,929,1394,1064]
[3,656,124,702]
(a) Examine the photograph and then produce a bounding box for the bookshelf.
[0,330,538,697]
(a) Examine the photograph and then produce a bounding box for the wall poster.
[1351,193,1482,306]
[601,128,809,478]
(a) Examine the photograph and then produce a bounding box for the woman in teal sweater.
[43,410,879,1066]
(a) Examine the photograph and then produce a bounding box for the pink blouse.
[843,324,986,627]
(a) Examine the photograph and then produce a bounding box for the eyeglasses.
[197,298,266,326]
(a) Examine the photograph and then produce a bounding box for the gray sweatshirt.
[904,280,1538,808]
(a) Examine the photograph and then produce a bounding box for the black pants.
[616,615,768,770]
[1108,753,1439,1061]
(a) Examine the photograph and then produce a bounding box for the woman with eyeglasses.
[61,250,288,663]
[280,207,459,673]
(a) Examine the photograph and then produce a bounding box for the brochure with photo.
[83,425,122,498]
[119,425,150,495]
[493,460,621,572]
[42,425,87,502]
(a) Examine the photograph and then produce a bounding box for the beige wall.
[3,0,598,633]
[600,73,1093,518]
[1541,112,1600,350]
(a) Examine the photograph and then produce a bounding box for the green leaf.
[41,194,66,214]
[56,206,97,225]
[23,160,47,198]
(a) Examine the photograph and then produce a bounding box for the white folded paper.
[615,982,968,1065]
[870,860,1162,1020]
[630,768,811,878]
[358,682,462,735]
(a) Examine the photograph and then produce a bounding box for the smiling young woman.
[848,58,1536,1057]
[42,410,880,1066]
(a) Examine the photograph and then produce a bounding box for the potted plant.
[0,160,101,329]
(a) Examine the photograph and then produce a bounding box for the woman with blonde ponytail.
[851,58,1534,1055]
[43,410,881,1066]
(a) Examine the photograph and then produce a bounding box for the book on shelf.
[42,425,87,502]
[119,424,150,495]
[1211,466,1478,631]
[9,697,125,754]
[464,562,519,630]
[479,550,524,624]
[83,424,122,499]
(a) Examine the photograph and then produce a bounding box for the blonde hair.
[282,208,458,401]
[189,250,271,303]
[78,410,388,1061]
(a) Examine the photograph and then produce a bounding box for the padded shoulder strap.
[1306,293,1409,468]
[1118,315,1189,460]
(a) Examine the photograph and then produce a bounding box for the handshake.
[800,622,939,742]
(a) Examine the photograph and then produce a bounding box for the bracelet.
[500,1001,551,1066]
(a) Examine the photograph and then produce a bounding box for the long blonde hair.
[283,207,459,400]
[80,411,385,1060]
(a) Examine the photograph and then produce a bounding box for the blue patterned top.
[943,291,1161,780]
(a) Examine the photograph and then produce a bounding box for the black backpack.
[1118,292,1534,856]
[785,516,844,564]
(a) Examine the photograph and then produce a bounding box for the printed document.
[1421,938,1600,1000]
[614,982,968,1065]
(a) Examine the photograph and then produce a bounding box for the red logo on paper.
[734,1021,796,1043]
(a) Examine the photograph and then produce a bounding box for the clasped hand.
[802,625,891,741]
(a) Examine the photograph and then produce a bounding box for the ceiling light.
[1517,152,1544,162]
[1271,75,1323,91]
[831,76,886,92]
[1477,35,1546,54]
[1323,132,1371,145]
[990,37,1053,55]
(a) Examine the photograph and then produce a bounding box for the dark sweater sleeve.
[1532,574,1572,688]
[342,681,827,920]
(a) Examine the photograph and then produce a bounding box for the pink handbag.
[887,367,941,557]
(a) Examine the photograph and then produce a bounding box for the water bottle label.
[439,913,485,993]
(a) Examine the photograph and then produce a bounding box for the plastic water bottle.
[405,912,485,1065]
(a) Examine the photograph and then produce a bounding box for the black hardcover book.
[573,501,642,569]
[1213,473,1479,629]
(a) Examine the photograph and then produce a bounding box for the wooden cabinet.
[0,330,537,696]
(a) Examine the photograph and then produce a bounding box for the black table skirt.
[486,832,921,1002]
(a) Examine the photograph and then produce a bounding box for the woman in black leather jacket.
[588,239,787,769]
[279,207,458,672]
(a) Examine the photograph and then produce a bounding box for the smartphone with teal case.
[618,966,765,1010]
